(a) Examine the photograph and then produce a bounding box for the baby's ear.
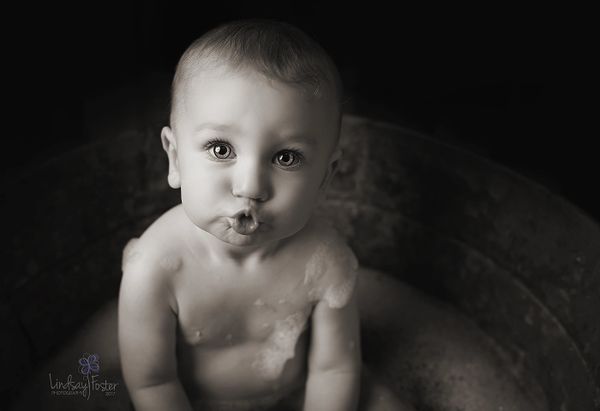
[161,126,181,189]
[319,147,341,191]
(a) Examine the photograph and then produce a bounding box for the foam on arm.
[303,233,362,410]
[304,234,359,309]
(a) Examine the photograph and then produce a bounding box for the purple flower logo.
[78,353,100,375]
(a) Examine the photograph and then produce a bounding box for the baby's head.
[161,19,344,247]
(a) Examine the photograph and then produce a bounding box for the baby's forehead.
[177,65,339,125]
[180,62,338,106]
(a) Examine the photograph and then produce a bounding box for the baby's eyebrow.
[193,122,237,133]
[278,133,317,147]
[192,123,318,147]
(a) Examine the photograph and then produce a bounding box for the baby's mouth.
[231,210,260,235]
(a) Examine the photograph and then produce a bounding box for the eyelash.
[203,138,231,152]
[203,138,305,168]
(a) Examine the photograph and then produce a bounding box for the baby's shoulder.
[299,217,359,308]
[119,206,188,311]
[121,205,186,282]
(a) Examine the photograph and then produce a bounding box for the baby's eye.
[212,144,231,159]
[273,150,303,168]
[205,140,235,160]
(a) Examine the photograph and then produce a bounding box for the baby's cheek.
[274,173,320,206]
[270,192,316,236]
[180,183,219,223]
[181,165,229,200]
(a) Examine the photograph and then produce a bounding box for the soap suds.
[304,237,359,308]
[252,311,308,380]
[121,238,141,271]
[192,329,206,345]
[323,272,358,309]
[159,254,182,272]
[304,243,329,286]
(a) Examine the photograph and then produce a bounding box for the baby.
[118,19,402,411]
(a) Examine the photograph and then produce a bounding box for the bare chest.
[173,261,314,348]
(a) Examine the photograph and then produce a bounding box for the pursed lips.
[230,208,261,235]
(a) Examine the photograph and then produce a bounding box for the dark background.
[5,3,598,222]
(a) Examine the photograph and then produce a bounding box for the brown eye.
[212,144,231,159]
[274,150,301,168]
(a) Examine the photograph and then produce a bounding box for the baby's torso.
[130,205,359,407]
[173,253,315,402]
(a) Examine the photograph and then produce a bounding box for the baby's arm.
[118,244,192,411]
[303,263,361,410]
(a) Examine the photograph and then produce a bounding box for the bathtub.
[3,104,599,410]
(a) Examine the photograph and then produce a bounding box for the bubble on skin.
[121,238,141,271]
[323,271,358,309]
[192,329,206,344]
[160,254,182,272]
[307,287,323,302]
[304,238,359,308]
[304,242,329,286]
[253,298,278,313]
[252,311,308,380]
[183,327,208,346]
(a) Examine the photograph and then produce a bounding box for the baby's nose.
[231,159,271,202]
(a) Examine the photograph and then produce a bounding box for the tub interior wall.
[2,97,599,410]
